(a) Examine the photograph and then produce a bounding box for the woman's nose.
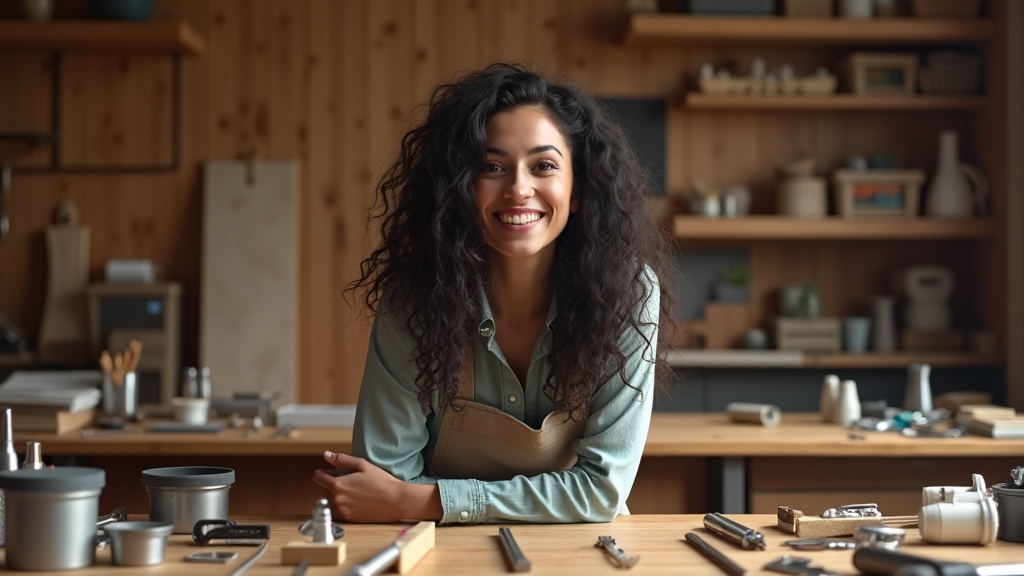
[504,170,534,201]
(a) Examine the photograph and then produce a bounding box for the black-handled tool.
[192,519,270,545]
[685,532,747,576]
[853,547,1024,576]
[703,512,767,550]
[498,527,531,572]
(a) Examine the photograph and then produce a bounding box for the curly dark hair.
[348,62,674,416]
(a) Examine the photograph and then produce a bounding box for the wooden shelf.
[685,93,987,111]
[673,216,996,240]
[666,349,1002,369]
[623,14,995,46]
[0,21,206,56]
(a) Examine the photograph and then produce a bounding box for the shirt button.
[479,326,494,337]
[508,394,518,403]
[459,511,469,522]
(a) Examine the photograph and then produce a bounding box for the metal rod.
[498,527,531,572]
[703,513,766,550]
[228,540,268,576]
[685,532,748,576]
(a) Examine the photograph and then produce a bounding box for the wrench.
[595,536,640,568]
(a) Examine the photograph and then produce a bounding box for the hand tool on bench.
[498,526,531,572]
[704,512,767,550]
[764,556,836,576]
[595,535,640,568]
[778,505,917,538]
[685,532,747,576]
[853,547,1024,576]
[228,540,268,576]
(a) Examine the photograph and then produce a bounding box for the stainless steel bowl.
[103,521,174,565]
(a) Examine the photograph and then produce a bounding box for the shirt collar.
[476,285,558,335]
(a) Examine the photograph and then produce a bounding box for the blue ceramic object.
[90,0,154,21]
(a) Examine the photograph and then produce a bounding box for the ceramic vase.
[820,374,841,423]
[20,0,54,21]
[870,295,897,352]
[834,380,862,425]
[904,363,933,413]
[926,131,976,218]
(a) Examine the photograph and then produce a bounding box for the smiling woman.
[313,63,674,525]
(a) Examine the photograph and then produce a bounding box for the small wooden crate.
[840,53,919,96]
[783,0,832,17]
[832,169,924,219]
[774,317,841,352]
[911,0,982,17]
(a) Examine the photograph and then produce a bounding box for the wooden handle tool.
[113,352,123,386]
[126,339,143,372]
[342,521,434,576]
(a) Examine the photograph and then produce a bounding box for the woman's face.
[474,106,577,265]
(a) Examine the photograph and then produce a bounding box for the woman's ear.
[570,191,580,213]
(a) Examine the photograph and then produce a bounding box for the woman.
[312,63,673,524]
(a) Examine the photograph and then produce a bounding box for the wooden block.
[395,521,435,574]
[280,541,346,566]
[777,506,916,538]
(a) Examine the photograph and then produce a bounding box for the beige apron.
[428,349,586,482]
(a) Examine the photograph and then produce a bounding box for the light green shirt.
[352,280,658,525]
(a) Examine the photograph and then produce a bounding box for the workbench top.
[14,515,1024,575]
[18,413,1024,458]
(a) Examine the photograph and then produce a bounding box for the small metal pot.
[141,467,235,534]
[993,483,1024,543]
[103,521,174,565]
[0,467,105,571]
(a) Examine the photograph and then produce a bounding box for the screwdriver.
[703,512,767,550]
[853,546,1024,576]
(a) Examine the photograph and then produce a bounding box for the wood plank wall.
[0,0,1013,403]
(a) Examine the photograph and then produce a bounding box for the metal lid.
[141,466,235,488]
[0,467,105,492]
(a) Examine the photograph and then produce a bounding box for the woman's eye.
[482,162,503,173]
[536,160,557,171]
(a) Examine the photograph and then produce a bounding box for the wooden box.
[840,53,919,95]
[774,317,841,352]
[832,169,924,219]
[783,0,832,17]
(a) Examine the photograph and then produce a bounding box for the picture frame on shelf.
[832,169,925,218]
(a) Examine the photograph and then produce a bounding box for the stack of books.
[957,404,1024,439]
[0,371,102,434]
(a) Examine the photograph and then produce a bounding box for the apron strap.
[454,344,475,401]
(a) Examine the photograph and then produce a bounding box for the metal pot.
[103,521,174,566]
[0,467,105,571]
[141,467,234,533]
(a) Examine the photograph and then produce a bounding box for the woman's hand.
[311,452,442,523]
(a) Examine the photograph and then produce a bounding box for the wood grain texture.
[0,0,1016,407]
[2,515,1020,575]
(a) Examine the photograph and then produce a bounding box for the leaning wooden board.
[201,160,298,404]
[38,202,91,365]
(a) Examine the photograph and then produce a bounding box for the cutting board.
[38,202,91,365]
[201,160,298,405]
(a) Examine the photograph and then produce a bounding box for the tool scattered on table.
[764,556,835,576]
[703,512,766,550]
[497,526,531,572]
[342,521,435,576]
[228,540,269,576]
[192,519,270,545]
[852,546,1024,576]
[778,505,917,538]
[245,415,264,438]
[96,506,128,528]
[292,557,310,576]
[784,538,857,551]
[784,525,905,551]
[684,532,747,576]
[282,499,346,566]
[595,535,640,568]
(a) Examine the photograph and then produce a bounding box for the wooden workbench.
[16,413,1024,517]
[13,515,1024,575]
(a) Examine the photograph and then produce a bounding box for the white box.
[276,404,356,428]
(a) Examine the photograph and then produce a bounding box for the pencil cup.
[103,372,138,420]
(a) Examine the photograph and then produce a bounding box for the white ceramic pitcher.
[925,130,990,218]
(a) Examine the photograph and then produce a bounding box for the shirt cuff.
[436,478,486,524]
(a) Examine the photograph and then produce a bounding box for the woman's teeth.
[499,213,541,225]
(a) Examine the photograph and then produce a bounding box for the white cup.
[172,397,210,425]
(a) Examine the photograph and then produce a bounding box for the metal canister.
[0,467,105,571]
[141,467,235,533]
